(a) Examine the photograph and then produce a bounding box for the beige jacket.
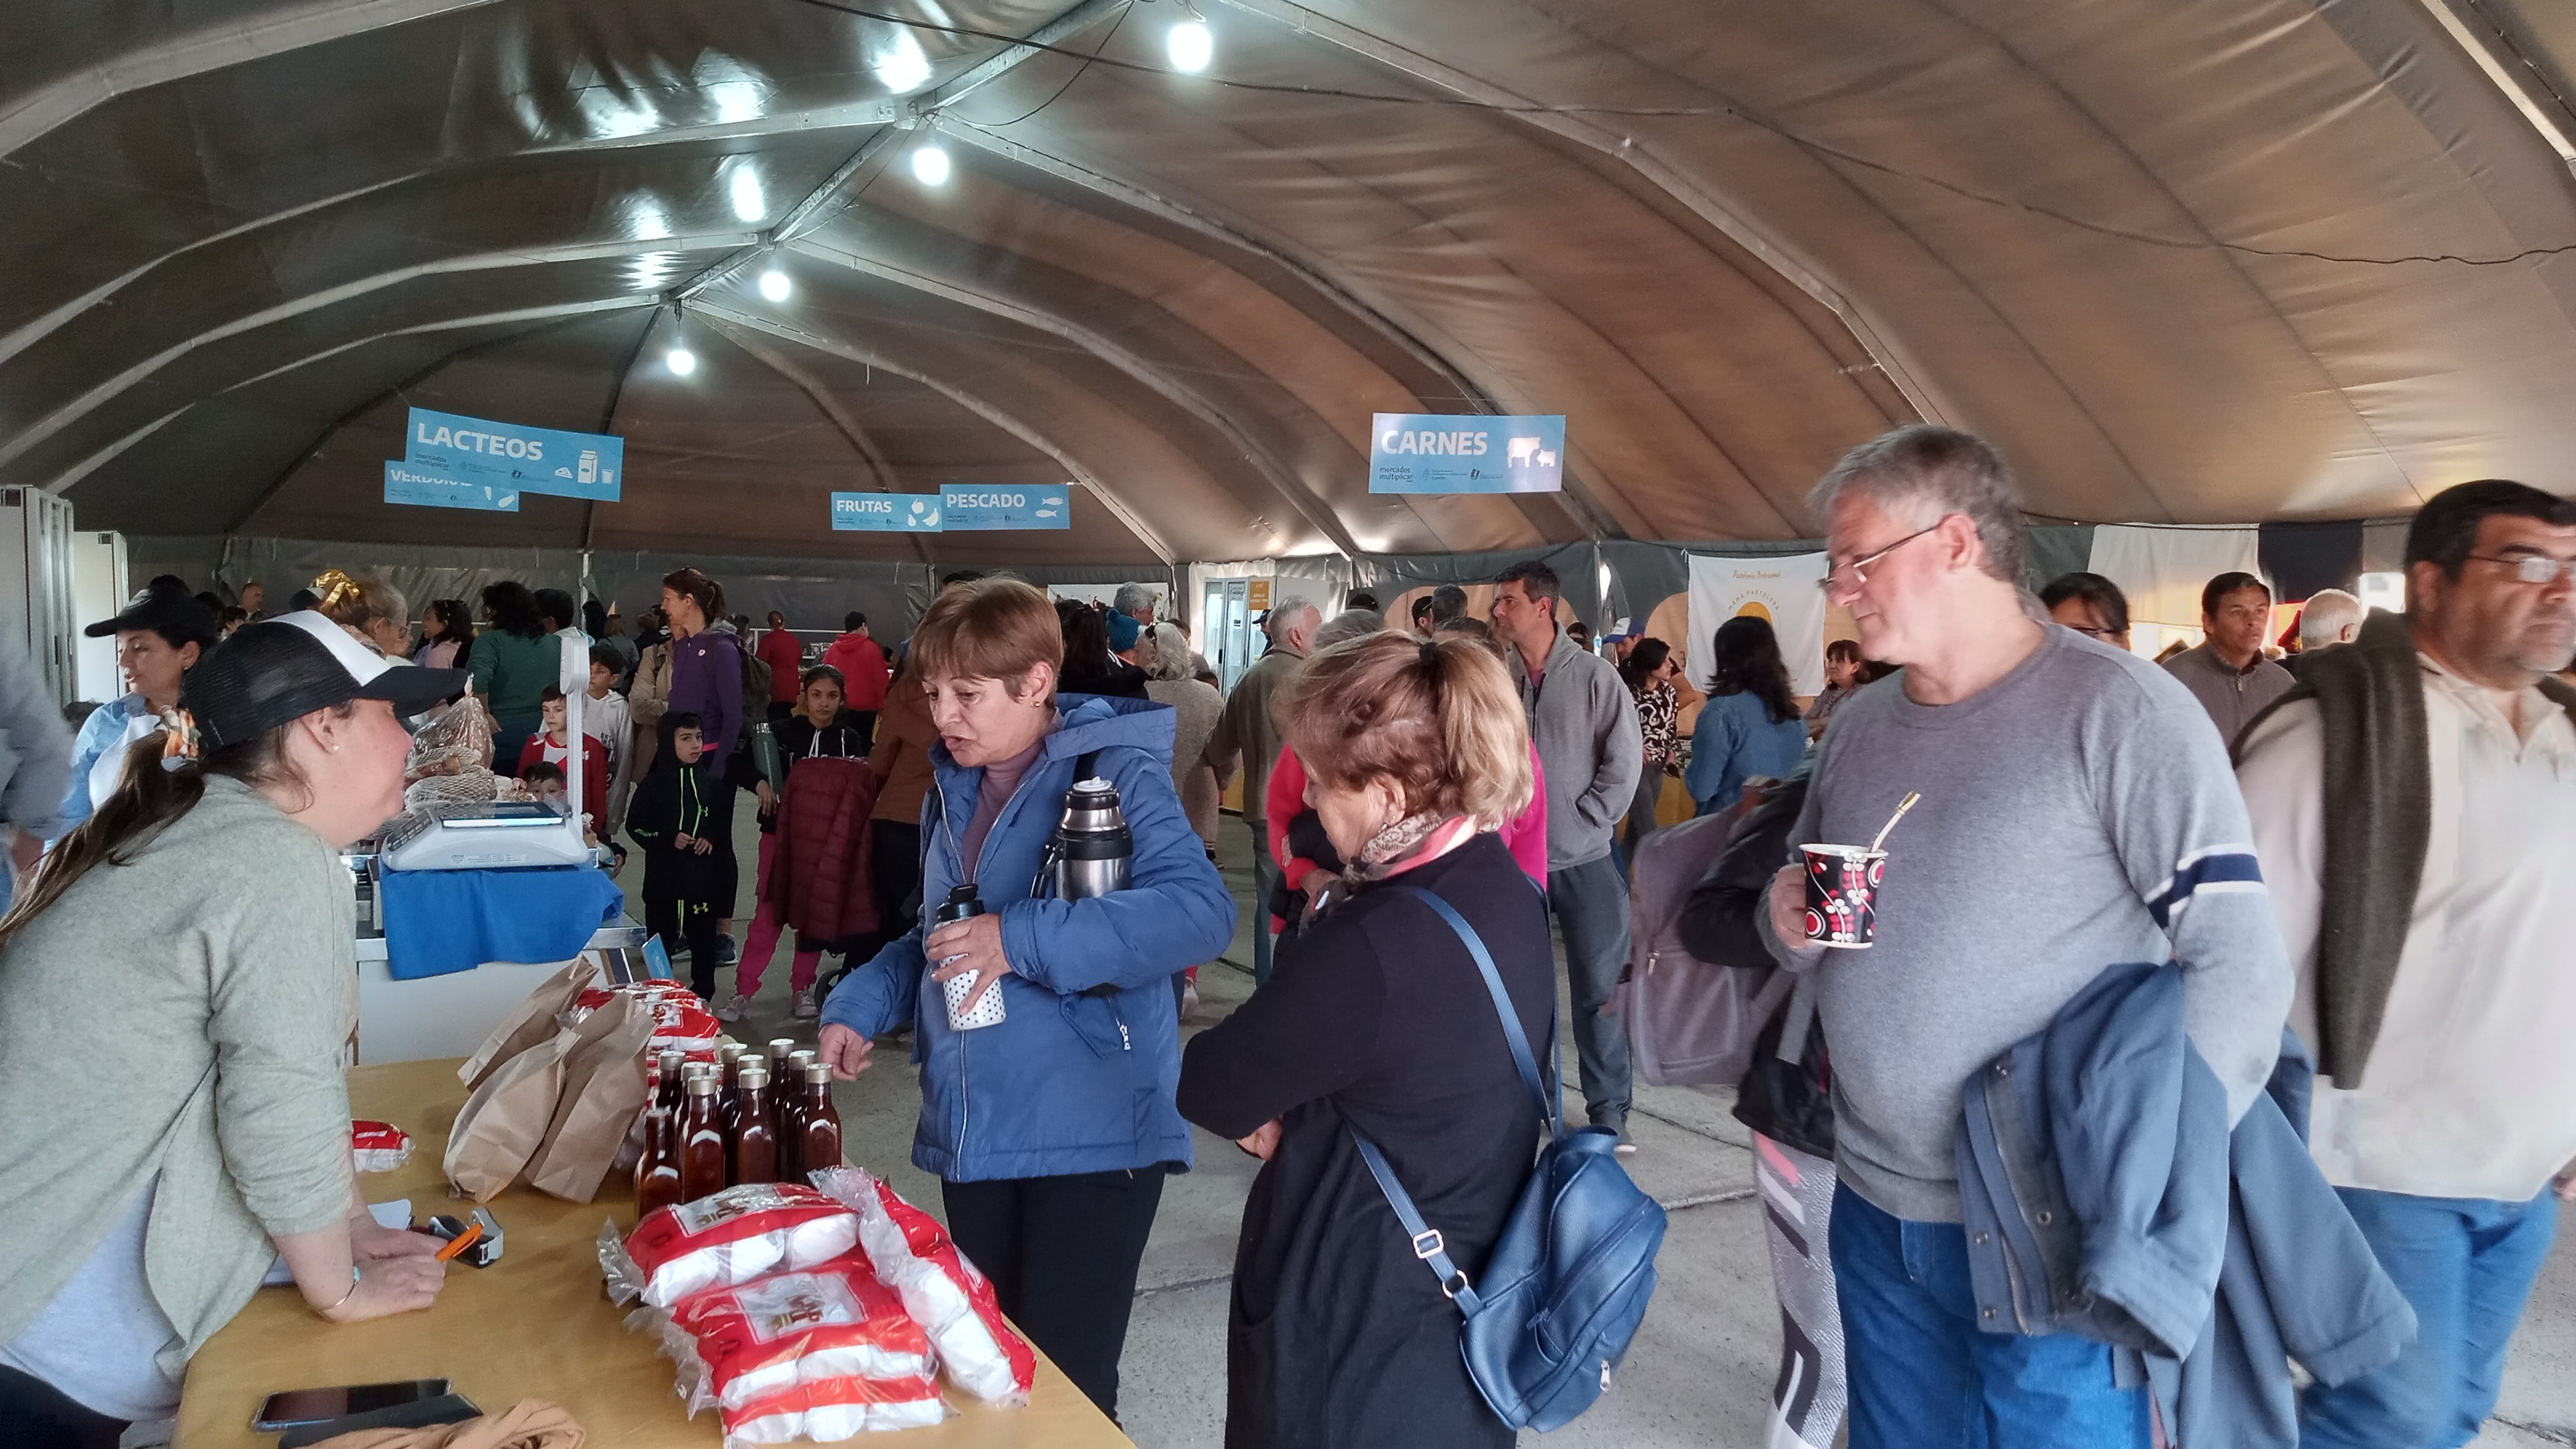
[0,777,357,1376]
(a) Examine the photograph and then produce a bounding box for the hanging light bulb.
[1167,19,1213,73]
[758,269,792,302]
[909,144,952,186]
[666,347,698,376]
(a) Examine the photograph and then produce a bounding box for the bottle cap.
[768,1038,796,1053]
[685,1071,718,1094]
[805,1061,833,1085]
[788,1050,817,1070]
[738,1063,767,1087]
[719,1042,745,1063]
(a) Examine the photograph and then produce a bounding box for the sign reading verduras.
[404,408,623,502]
[830,493,944,531]
[1368,413,1566,494]
[939,484,1071,531]
[384,460,519,513]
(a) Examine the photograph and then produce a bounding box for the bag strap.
[1350,1135,1484,1314]
[1390,884,1558,1136]
[1777,977,1818,1065]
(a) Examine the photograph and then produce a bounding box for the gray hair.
[2299,589,2363,649]
[1311,609,1384,651]
[1145,622,1198,681]
[1809,425,2026,586]
[1113,582,1155,618]
[1265,595,1320,643]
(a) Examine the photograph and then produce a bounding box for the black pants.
[0,1367,123,1449]
[647,892,724,997]
[941,1167,1168,1421]
[844,819,921,966]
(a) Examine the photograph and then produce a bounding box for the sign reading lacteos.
[401,407,623,502]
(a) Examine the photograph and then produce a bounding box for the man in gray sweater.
[1494,561,1642,1147]
[1760,426,2292,1449]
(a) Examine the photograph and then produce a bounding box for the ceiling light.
[870,31,932,96]
[758,269,792,302]
[909,144,951,186]
[666,347,697,376]
[730,167,765,222]
[1167,19,1213,74]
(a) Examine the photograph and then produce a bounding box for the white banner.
[1688,552,1830,697]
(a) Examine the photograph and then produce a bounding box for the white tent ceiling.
[7,0,2575,565]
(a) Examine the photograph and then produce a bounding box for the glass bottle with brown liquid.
[765,1038,796,1112]
[716,1042,747,1135]
[636,1070,686,1220]
[680,1069,726,1204]
[731,1063,777,1185]
[798,1061,843,1177]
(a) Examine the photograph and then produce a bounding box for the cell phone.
[252,1380,452,1431]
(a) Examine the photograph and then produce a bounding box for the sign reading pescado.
[1367,413,1566,494]
[385,460,518,513]
[405,408,623,501]
[831,493,945,531]
[939,484,1071,531]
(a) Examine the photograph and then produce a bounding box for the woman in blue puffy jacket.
[816,577,1236,1421]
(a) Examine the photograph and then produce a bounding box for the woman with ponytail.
[1176,631,1553,1449]
[0,613,464,1440]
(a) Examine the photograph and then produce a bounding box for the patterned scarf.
[1303,813,1477,924]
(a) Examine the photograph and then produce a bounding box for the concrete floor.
[665,812,2576,1448]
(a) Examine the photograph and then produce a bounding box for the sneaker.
[712,992,749,1023]
[716,933,739,967]
[1180,984,1200,1021]
[1615,1131,1639,1157]
[792,987,819,1020]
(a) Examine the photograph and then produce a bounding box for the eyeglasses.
[1818,521,1946,592]
[2064,624,2123,640]
[2467,552,2576,586]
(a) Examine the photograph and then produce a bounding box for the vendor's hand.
[927,913,1014,1014]
[692,836,714,855]
[316,1255,447,1324]
[818,1023,875,1080]
[1236,1118,1284,1162]
[350,1213,441,1263]
[1767,865,1812,949]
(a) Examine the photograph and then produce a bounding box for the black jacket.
[625,712,736,901]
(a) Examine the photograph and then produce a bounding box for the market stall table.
[175,1058,1135,1449]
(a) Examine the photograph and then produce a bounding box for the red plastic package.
[716,1373,949,1445]
[563,984,719,1054]
[641,1253,936,1412]
[812,1167,1035,1404]
[600,1183,861,1309]
[350,1120,413,1173]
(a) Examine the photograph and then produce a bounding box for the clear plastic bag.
[406,696,496,782]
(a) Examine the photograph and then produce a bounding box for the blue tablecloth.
[377,866,627,980]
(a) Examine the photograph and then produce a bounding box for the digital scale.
[377,800,597,872]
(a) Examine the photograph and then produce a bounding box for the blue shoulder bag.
[1351,886,1668,1431]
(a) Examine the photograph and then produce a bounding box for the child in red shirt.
[518,684,609,833]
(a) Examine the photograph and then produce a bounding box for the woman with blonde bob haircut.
[814,576,1235,1421]
[1177,631,1554,1449]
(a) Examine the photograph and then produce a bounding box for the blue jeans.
[1548,852,1632,1130]
[2301,1187,2559,1449]
[1247,833,1279,987]
[1830,1182,2149,1449]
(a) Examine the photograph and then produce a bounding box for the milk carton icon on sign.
[577,450,599,486]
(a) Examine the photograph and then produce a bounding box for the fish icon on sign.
[1035,508,1058,519]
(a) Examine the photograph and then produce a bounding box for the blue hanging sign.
[1367,413,1565,494]
[940,484,1072,531]
[385,460,519,512]
[405,407,623,501]
[831,492,945,531]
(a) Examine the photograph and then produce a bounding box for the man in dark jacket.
[2236,480,2576,1448]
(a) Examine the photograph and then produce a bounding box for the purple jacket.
[669,626,744,757]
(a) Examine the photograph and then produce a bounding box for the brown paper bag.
[443,998,631,1201]
[457,957,597,1091]
[525,993,653,1202]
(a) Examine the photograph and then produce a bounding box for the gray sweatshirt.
[1763,625,2292,1222]
[1510,628,1641,870]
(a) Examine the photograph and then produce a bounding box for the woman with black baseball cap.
[57,580,221,839]
[0,614,465,1440]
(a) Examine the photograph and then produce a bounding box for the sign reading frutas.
[831,494,944,532]
[385,460,518,513]
[1368,413,1566,494]
[406,408,624,502]
[938,484,1071,531]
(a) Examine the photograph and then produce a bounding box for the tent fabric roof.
[7,0,2576,565]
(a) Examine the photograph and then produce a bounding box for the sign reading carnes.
[1367,413,1566,494]
[831,493,944,531]
[939,484,1072,531]
[384,460,518,513]
[405,408,623,502]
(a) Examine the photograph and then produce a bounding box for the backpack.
[1618,810,1793,1087]
[1352,886,1667,1431]
[737,640,772,747]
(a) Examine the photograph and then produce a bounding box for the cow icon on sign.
[1507,437,1558,470]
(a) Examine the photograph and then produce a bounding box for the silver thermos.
[1049,775,1133,900]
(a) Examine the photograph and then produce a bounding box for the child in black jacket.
[625,710,736,999]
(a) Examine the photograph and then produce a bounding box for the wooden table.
[175,1058,1135,1449]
